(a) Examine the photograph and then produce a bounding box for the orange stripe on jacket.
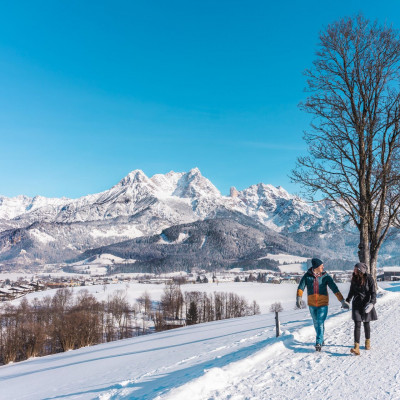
[307,292,343,307]
[335,292,344,302]
[297,289,304,297]
[307,294,329,307]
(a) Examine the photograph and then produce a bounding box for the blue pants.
[309,306,328,345]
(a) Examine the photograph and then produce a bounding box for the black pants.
[354,321,370,342]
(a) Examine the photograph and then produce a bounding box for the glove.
[364,303,374,313]
[296,296,303,309]
[341,300,350,310]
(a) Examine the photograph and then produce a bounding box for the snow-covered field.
[262,253,308,264]
[258,253,308,273]
[0,282,399,399]
[9,281,332,314]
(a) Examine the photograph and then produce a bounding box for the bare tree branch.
[291,15,400,283]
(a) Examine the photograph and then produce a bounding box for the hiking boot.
[365,339,371,350]
[350,342,360,355]
[315,344,322,352]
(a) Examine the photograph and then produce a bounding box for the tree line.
[0,285,260,365]
[0,288,139,365]
[157,285,260,328]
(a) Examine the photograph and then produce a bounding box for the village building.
[377,266,400,281]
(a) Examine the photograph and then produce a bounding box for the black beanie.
[311,258,323,269]
[355,262,367,274]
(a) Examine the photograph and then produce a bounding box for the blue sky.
[1,1,399,198]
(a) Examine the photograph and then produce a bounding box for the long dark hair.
[351,269,367,286]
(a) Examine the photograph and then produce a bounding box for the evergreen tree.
[186,301,198,325]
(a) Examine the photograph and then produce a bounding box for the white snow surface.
[262,253,309,264]
[29,229,56,244]
[72,254,126,266]
[278,263,307,273]
[0,282,399,399]
[258,253,309,273]
[89,226,143,239]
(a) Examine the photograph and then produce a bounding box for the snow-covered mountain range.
[0,168,361,268]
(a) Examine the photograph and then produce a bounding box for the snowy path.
[0,283,399,399]
[161,290,400,400]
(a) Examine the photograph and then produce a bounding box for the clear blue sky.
[1,1,399,198]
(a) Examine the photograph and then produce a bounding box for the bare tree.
[107,290,131,339]
[251,300,261,315]
[160,284,183,320]
[293,15,400,283]
[138,291,152,315]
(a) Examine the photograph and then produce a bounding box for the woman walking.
[345,262,378,355]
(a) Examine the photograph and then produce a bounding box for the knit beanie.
[355,262,367,274]
[311,258,323,269]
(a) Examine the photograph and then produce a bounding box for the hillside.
[73,217,321,273]
[0,282,398,399]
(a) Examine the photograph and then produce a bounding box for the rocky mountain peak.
[118,170,150,187]
[172,168,221,199]
[230,187,239,198]
[240,183,292,201]
[150,171,185,195]
[187,167,201,176]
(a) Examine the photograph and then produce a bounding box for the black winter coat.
[346,274,378,322]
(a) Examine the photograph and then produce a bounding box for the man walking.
[296,258,349,351]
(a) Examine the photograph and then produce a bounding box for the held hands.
[341,300,350,310]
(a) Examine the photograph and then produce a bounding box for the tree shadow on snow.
[1,325,272,383]
[42,334,284,400]
[17,317,277,368]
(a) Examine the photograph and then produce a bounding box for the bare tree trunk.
[370,249,379,287]
[358,220,370,267]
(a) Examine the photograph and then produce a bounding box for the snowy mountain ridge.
[0,168,342,230]
[0,168,350,267]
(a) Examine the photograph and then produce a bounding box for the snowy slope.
[0,283,399,399]
[76,218,318,273]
